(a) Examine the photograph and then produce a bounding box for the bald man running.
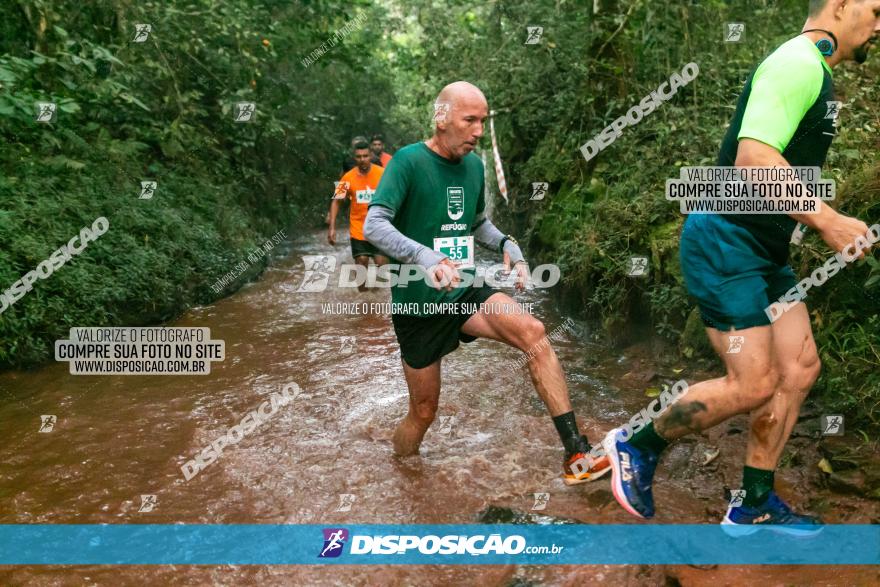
[363,81,609,484]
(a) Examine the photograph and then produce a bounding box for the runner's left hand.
[503,251,529,291]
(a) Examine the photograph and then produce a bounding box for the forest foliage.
[1,0,878,430]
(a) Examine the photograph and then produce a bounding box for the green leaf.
[57,101,80,113]
[45,155,86,170]
[0,97,15,115]
[120,93,151,111]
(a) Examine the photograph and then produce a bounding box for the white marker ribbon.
[489,114,509,204]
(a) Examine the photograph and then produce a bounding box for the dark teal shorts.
[680,214,796,331]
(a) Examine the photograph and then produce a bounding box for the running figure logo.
[627,256,649,277]
[530,182,549,201]
[138,494,158,512]
[821,415,844,436]
[140,181,157,200]
[728,489,746,508]
[825,101,842,120]
[133,24,152,43]
[437,415,456,436]
[297,255,337,292]
[335,494,356,512]
[433,102,451,125]
[727,335,745,354]
[531,492,550,511]
[318,528,349,558]
[525,26,544,45]
[234,102,256,123]
[333,181,350,200]
[35,102,56,123]
[339,336,356,354]
[39,415,56,433]
[825,101,843,129]
[725,23,745,42]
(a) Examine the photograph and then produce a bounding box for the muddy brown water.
[1,227,877,585]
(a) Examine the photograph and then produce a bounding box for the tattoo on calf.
[657,401,708,436]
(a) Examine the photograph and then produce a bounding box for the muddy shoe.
[602,427,658,518]
[721,490,823,537]
[563,438,611,485]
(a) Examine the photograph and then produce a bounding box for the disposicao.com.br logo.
[296,256,562,292]
[317,528,563,557]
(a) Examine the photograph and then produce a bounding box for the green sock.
[741,466,774,507]
[628,422,669,455]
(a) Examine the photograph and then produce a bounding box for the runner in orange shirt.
[328,140,390,291]
[370,134,393,167]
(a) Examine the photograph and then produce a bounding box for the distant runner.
[370,134,393,167]
[603,0,879,532]
[341,135,380,175]
[329,140,390,291]
[364,81,610,484]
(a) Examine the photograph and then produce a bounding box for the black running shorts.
[391,285,499,369]
[350,237,381,259]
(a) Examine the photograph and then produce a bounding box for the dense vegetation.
[0,0,395,365]
[1,1,877,431]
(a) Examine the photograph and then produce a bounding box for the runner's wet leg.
[645,325,778,444]
[393,358,441,456]
[741,302,819,506]
[354,255,370,292]
[461,293,571,414]
[605,324,779,518]
[460,293,593,456]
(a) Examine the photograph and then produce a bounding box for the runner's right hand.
[819,213,870,259]
[328,228,336,245]
[429,258,460,291]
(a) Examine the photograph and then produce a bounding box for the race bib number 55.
[433,236,474,269]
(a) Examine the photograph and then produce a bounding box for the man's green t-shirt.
[369,142,485,314]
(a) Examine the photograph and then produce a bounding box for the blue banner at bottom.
[1,524,878,565]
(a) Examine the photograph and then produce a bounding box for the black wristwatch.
[499,234,518,253]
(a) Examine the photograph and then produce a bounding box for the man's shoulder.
[759,36,825,76]
[391,142,423,161]
[463,151,483,168]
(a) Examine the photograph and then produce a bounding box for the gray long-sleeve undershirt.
[363,206,525,269]
[472,211,525,264]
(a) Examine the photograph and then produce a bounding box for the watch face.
[817,39,833,55]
